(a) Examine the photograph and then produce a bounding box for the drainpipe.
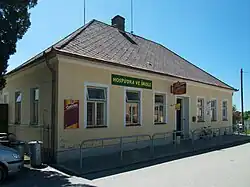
[44,51,56,163]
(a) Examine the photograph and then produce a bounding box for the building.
[1,15,237,162]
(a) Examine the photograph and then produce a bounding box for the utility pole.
[83,0,86,25]
[241,68,244,129]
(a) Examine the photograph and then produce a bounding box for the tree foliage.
[232,105,241,124]
[0,0,37,90]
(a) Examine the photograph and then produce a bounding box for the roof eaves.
[55,49,237,91]
[55,19,96,49]
[5,20,96,77]
[6,47,54,76]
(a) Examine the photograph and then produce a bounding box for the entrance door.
[176,98,182,132]
[175,97,189,137]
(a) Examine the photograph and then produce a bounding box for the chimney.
[112,15,125,31]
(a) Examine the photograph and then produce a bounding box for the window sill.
[86,125,107,129]
[154,123,167,125]
[222,119,228,121]
[197,120,205,123]
[126,124,141,127]
[211,120,217,122]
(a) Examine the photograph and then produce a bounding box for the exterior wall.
[2,58,58,145]
[56,55,233,152]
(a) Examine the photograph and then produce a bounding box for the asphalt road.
[2,166,95,187]
[3,143,250,187]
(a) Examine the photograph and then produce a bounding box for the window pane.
[15,103,21,123]
[198,99,204,107]
[87,102,95,126]
[211,100,215,107]
[212,109,216,120]
[132,103,139,123]
[155,95,164,103]
[126,91,139,102]
[159,105,164,122]
[97,103,105,125]
[3,95,8,104]
[33,102,38,123]
[87,88,105,100]
[126,104,131,123]
[34,89,39,101]
[223,101,227,107]
[154,106,159,122]
[223,109,226,117]
[15,92,22,103]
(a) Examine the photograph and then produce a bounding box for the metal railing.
[79,134,151,169]
[78,125,249,170]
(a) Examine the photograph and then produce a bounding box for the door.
[176,98,182,132]
[0,104,8,133]
[182,97,190,137]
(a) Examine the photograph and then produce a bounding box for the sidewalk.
[56,134,250,179]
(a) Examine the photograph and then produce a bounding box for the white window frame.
[197,97,205,122]
[124,87,142,126]
[222,99,228,121]
[153,91,167,124]
[84,82,109,128]
[210,98,217,121]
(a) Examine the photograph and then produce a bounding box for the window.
[3,93,9,104]
[197,98,204,122]
[210,100,217,121]
[15,91,22,124]
[154,94,166,124]
[222,100,228,120]
[31,88,39,124]
[126,90,141,126]
[86,87,107,127]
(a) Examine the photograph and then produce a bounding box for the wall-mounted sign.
[171,82,187,95]
[64,99,79,129]
[112,74,152,89]
[175,103,181,110]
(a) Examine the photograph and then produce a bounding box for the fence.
[80,134,151,169]
[77,125,249,172]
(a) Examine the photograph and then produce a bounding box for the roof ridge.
[54,19,96,49]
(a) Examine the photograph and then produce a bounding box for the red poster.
[64,99,79,129]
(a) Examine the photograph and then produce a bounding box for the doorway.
[175,97,189,137]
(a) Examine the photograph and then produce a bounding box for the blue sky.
[8,0,250,110]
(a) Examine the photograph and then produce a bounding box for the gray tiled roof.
[55,20,234,90]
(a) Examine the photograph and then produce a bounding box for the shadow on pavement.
[2,166,96,187]
[82,139,250,180]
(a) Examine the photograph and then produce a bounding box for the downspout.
[44,51,56,163]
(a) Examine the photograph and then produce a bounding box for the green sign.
[111,74,152,89]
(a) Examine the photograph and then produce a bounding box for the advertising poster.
[64,99,79,129]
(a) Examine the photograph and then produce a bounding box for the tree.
[0,0,37,90]
[232,105,241,124]
[244,111,250,121]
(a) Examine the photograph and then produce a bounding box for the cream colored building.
[2,15,236,162]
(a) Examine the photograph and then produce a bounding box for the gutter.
[44,51,56,163]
